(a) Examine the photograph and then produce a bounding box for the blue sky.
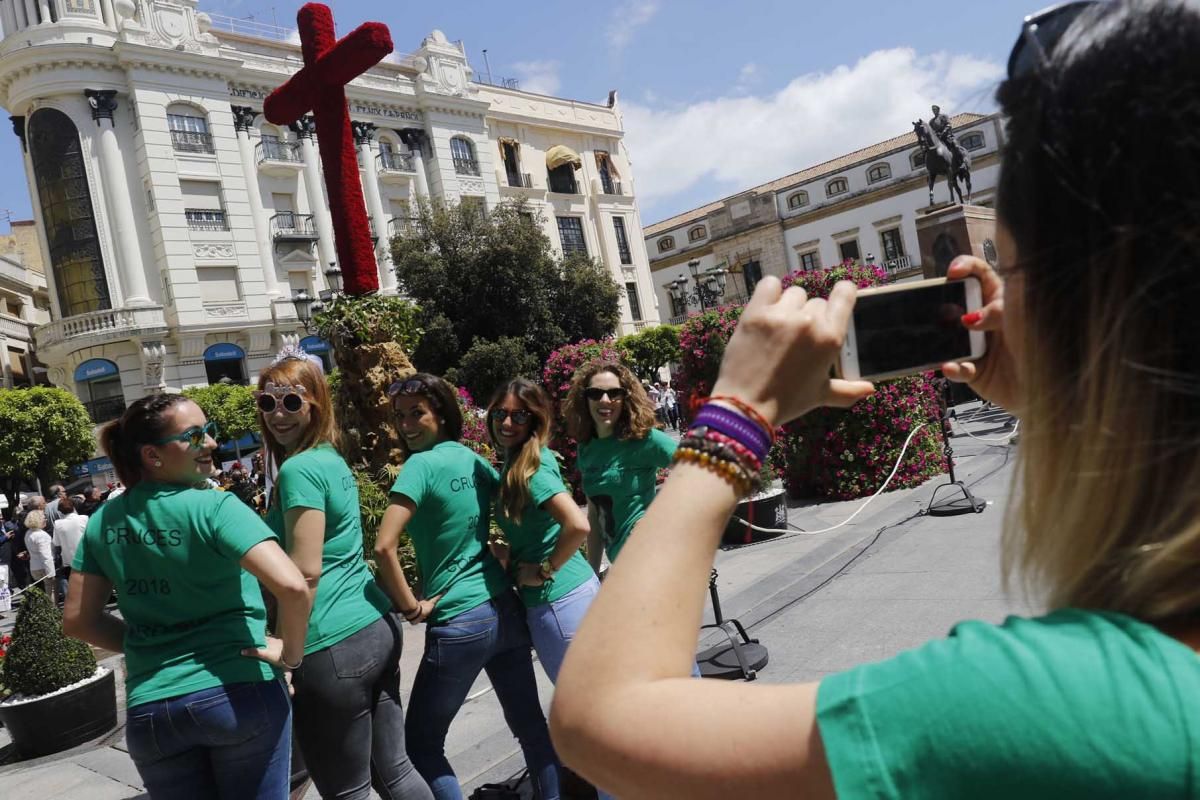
[0,0,1035,231]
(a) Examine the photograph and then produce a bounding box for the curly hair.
[487,379,554,525]
[563,360,656,444]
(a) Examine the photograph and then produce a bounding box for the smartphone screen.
[853,281,971,377]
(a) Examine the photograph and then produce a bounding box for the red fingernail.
[961,311,982,325]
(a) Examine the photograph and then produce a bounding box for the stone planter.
[723,486,787,546]
[0,668,117,758]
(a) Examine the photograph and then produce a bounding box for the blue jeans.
[525,576,600,683]
[405,591,559,800]
[125,679,292,800]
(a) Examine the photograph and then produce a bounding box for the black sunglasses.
[489,408,532,426]
[584,387,626,402]
[1007,1,1098,80]
[388,378,430,398]
[256,392,304,414]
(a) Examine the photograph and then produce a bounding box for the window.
[667,292,687,320]
[867,164,891,184]
[501,140,524,187]
[450,137,479,175]
[961,132,985,151]
[198,266,241,303]
[911,150,926,169]
[557,216,587,256]
[742,260,763,296]
[460,196,486,219]
[787,191,809,210]
[799,251,820,271]
[181,180,227,230]
[597,151,619,195]
[657,236,675,253]
[688,225,707,242]
[186,209,229,231]
[826,178,849,197]
[625,282,643,322]
[547,163,578,193]
[880,228,905,261]
[167,109,213,154]
[613,217,633,264]
[838,239,861,263]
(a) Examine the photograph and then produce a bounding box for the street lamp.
[324,262,343,295]
[291,288,316,332]
[291,262,346,333]
[669,258,728,312]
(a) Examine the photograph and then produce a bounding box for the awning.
[498,137,520,162]
[546,145,582,171]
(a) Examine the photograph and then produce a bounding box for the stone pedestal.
[915,204,997,278]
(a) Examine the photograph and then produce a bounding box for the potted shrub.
[0,586,116,758]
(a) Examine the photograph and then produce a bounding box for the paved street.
[0,404,1027,798]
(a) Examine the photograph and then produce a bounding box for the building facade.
[644,113,1003,323]
[0,0,658,431]
[0,220,52,388]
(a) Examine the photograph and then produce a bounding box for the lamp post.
[291,262,345,333]
[668,258,728,313]
[291,288,316,333]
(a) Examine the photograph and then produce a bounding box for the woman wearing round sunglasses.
[63,395,311,800]
[485,379,599,682]
[255,356,433,800]
[374,374,560,800]
[563,361,676,572]
[551,2,1200,798]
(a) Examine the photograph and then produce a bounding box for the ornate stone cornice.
[351,120,377,145]
[10,116,25,151]
[288,115,316,140]
[231,105,259,132]
[398,128,426,148]
[84,89,118,125]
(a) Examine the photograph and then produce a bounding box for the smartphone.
[838,277,986,381]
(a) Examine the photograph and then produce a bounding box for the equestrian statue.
[913,104,972,206]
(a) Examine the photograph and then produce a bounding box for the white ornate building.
[0,0,658,442]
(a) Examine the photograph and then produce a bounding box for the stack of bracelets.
[673,395,775,498]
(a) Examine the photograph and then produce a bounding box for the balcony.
[0,313,34,343]
[547,175,580,195]
[171,130,215,155]
[256,140,304,177]
[83,396,127,425]
[35,306,168,359]
[378,151,415,172]
[506,172,533,188]
[271,212,319,242]
[388,217,418,237]
[453,157,481,176]
[600,177,625,196]
[185,210,230,232]
[882,255,916,275]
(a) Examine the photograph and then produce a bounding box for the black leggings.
[291,613,434,800]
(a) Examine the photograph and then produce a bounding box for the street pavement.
[0,403,1029,798]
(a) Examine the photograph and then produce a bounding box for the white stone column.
[290,117,337,280]
[21,0,36,28]
[86,89,151,306]
[232,106,280,298]
[353,121,396,293]
[1,0,19,37]
[34,0,47,24]
[401,128,430,201]
[100,0,115,27]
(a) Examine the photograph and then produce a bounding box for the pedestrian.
[660,381,680,430]
[79,486,104,517]
[374,374,560,800]
[8,496,41,590]
[44,483,67,532]
[63,394,312,800]
[485,379,599,682]
[23,509,55,603]
[551,4,1200,797]
[563,361,677,572]
[256,355,433,800]
[51,495,87,603]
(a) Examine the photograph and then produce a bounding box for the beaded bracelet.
[680,435,760,487]
[692,406,771,462]
[701,430,763,471]
[705,395,776,443]
[673,444,754,496]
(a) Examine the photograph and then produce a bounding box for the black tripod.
[696,568,769,680]
[927,379,986,516]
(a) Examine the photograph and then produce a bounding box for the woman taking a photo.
[486,379,598,681]
[374,374,559,800]
[256,354,432,800]
[63,395,311,800]
[563,361,676,572]
[550,2,1200,797]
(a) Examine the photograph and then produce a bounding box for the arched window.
[74,359,125,424]
[688,226,707,242]
[658,236,676,253]
[787,191,809,210]
[826,177,849,197]
[167,103,213,154]
[961,132,985,151]
[911,150,926,170]
[29,108,112,317]
[451,137,479,175]
[867,163,892,184]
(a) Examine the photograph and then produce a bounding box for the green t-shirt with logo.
[496,447,593,608]
[266,443,391,656]
[389,441,509,625]
[577,428,676,562]
[73,482,279,708]
[817,609,1200,798]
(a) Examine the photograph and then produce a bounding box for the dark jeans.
[406,591,559,800]
[291,613,433,800]
[57,565,71,604]
[126,679,292,800]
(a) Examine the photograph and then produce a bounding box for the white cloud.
[624,48,1003,219]
[607,0,660,52]
[511,60,562,96]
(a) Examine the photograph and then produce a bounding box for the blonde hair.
[487,379,554,525]
[23,509,46,531]
[563,360,656,444]
[257,356,339,478]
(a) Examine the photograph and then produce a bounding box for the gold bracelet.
[672,446,753,497]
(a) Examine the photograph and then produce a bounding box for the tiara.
[270,343,325,373]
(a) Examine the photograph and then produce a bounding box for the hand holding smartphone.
[838,277,986,381]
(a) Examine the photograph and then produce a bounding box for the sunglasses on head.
[1007,1,1098,80]
[387,378,431,399]
[254,382,307,414]
[584,387,626,402]
[153,421,218,449]
[489,408,532,426]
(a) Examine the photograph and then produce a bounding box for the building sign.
[70,455,113,478]
[350,104,421,121]
[74,358,119,382]
[299,336,330,354]
[230,86,270,99]
[204,343,245,362]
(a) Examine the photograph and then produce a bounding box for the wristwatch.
[538,558,557,582]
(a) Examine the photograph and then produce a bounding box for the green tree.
[617,324,682,380]
[0,387,95,508]
[181,384,257,459]
[448,336,540,404]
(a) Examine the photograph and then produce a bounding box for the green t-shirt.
[390,441,509,624]
[817,609,1200,799]
[72,482,278,708]
[266,443,391,656]
[496,447,593,608]
[577,428,676,562]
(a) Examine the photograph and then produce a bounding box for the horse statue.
[912,119,972,206]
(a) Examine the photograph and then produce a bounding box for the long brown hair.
[563,360,655,444]
[487,378,553,525]
[392,373,464,459]
[257,356,338,478]
[100,394,192,488]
